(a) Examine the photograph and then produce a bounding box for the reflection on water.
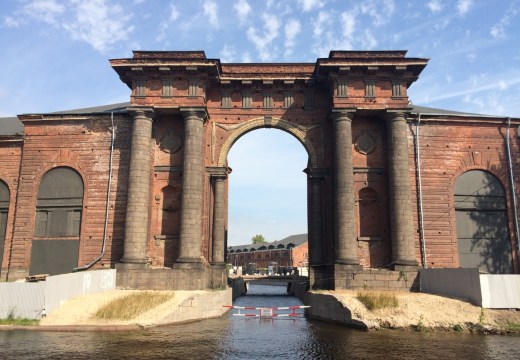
[1,284,520,359]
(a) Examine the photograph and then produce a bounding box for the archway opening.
[226,128,309,280]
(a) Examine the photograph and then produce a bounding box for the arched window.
[0,180,9,272]
[455,170,512,274]
[30,167,84,275]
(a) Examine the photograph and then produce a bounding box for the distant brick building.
[0,50,519,290]
[227,234,308,271]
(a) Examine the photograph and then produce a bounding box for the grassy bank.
[94,291,174,320]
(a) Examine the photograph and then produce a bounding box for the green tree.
[251,234,266,244]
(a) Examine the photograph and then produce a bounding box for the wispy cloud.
[247,13,280,61]
[220,44,236,62]
[3,0,134,52]
[427,0,443,13]
[297,0,325,12]
[63,0,134,52]
[155,3,180,42]
[456,0,472,16]
[234,0,252,25]
[490,4,519,39]
[203,0,219,28]
[284,18,301,57]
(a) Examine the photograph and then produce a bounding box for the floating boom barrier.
[223,305,310,318]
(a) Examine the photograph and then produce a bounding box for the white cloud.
[4,0,134,52]
[498,80,508,90]
[341,11,356,44]
[361,29,377,49]
[63,0,134,52]
[234,0,251,24]
[155,4,179,42]
[457,0,472,16]
[242,52,252,62]
[311,10,355,57]
[313,10,330,38]
[133,0,146,4]
[427,0,443,13]
[284,18,301,57]
[169,4,180,21]
[23,0,65,25]
[203,0,219,28]
[490,4,519,39]
[246,13,280,61]
[360,0,395,26]
[220,44,236,62]
[3,16,21,28]
[297,0,325,12]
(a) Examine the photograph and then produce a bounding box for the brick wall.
[0,140,22,278]
[6,115,132,279]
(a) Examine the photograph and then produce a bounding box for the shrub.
[356,291,399,311]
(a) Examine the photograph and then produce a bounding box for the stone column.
[176,108,207,265]
[120,108,154,268]
[331,110,359,265]
[211,171,227,265]
[386,111,418,267]
[307,170,324,266]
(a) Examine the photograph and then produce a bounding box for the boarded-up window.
[455,170,512,274]
[0,180,9,272]
[30,168,83,275]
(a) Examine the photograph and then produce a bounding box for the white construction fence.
[420,268,520,309]
[0,269,116,319]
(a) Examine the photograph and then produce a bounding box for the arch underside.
[217,117,319,168]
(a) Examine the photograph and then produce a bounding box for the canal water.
[1,284,520,359]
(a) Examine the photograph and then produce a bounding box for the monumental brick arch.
[0,50,519,290]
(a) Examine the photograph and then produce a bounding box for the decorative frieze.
[242,90,252,109]
[135,80,146,97]
[221,90,232,109]
[162,79,173,97]
[283,92,294,108]
[263,91,273,109]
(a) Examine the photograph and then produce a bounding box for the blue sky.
[1,0,519,245]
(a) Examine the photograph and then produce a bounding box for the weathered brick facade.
[0,50,518,290]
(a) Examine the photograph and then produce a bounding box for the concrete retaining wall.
[155,288,232,325]
[116,267,227,291]
[304,292,369,329]
[335,268,419,291]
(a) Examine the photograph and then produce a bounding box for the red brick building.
[227,234,308,271]
[0,50,518,290]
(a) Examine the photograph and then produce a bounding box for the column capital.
[126,107,155,119]
[304,167,329,180]
[330,108,355,123]
[180,107,209,123]
[207,166,230,179]
[384,110,410,122]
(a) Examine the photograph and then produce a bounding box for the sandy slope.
[40,289,520,333]
[329,290,520,332]
[40,290,203,327]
